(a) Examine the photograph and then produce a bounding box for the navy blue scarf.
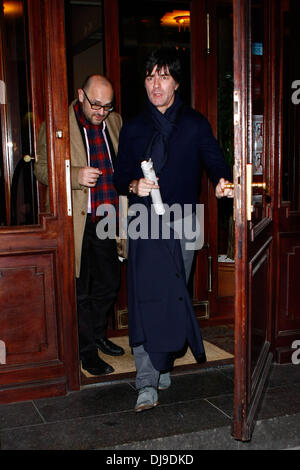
[144,93,183,174]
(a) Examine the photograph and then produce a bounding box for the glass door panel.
[217,1,234,261]
[250,0,270,375]
[251,0,267,226]
[0,0,37,226]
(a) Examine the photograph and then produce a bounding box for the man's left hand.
[215,178,234,198]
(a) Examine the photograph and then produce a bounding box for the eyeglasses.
[82,89,113,112]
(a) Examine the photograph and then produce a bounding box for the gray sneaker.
[135,386,158,412]
[158,372,171,391]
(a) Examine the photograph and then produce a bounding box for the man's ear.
[78,88,84,103]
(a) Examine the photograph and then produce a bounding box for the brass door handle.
[23,155,34,162]
[224,182,269,193]
[224,164,269,221]
[251,182,270,195]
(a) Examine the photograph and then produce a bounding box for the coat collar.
[69,99,121,155]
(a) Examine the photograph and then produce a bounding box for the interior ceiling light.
[161,10,190,32]
[3,1,23,15]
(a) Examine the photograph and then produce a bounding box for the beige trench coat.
[35,101,125,277]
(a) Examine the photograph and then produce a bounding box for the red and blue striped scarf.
[74,101,119,223]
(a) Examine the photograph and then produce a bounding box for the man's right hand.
[129,178,159,197]
[78,166,102,187]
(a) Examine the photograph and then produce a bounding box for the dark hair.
[144,47,181,84]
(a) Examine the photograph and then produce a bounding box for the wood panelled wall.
[274,0,300,363]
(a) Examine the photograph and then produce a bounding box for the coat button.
[176,273,180,278]
[81,210,85,215]
[179,297,183,301]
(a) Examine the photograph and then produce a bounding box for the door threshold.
[80,333,234,387]
[80,358,234,388]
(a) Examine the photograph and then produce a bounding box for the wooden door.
[0,0,79,403]
[232,0,275,441]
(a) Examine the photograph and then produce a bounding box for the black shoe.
[196,352,207,364]
[96,337,125,356]
[81,352,114,376]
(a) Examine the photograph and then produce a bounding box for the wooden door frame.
[38,0,79,391]
[103,0,121,113]
[232,1,249,439]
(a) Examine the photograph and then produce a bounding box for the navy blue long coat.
[114,103,231,371]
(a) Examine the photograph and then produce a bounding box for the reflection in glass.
[250,1,265,225]
[216,2,234,259]
[250,0,267,377]
[252,7,264,174]
[0,0,37,226]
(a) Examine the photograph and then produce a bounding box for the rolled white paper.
[141,159,165,215]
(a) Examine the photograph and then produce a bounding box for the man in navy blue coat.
[114,48,233,412]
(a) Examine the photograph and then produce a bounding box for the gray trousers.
[133,215,197,390]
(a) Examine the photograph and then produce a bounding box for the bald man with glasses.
[35,75,124,376]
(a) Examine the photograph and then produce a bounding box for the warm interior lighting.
[3,1,23,16]
[161,10,190,32]
[174,15,190,32]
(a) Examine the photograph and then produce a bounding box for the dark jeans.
[76,215,121,359]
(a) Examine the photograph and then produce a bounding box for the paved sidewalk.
[0,363,300,450]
